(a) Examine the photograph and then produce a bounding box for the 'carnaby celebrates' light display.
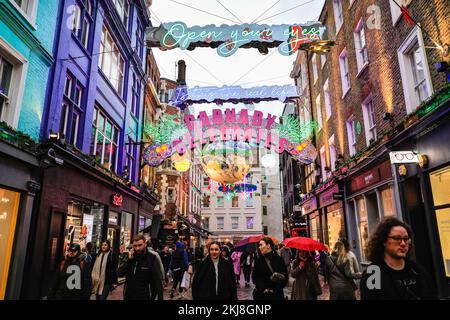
[145,21,328,57]
[143,108,318,184]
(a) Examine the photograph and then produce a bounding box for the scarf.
[92,251,110,295]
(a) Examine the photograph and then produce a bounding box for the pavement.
[107,273,333,300]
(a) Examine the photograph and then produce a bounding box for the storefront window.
[65,199,104,252]
[120,212,133,253]
[357,197,369,262]
[0,188,20,299]
[381,187,396,217]
[327,210,343,249]
[139,215,152,233]
[430,167,450,277]
[310,215,320,241]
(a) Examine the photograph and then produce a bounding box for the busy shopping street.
[0,0,449,306]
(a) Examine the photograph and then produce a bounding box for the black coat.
[360,260,435,300]
[91,250,119,286]
[48,254,92,300]
[159,251,172,271]
[118,250,164,300]
[192,256,237,300]
[252,251,288,300]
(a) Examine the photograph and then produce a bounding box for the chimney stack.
[177,60,186,85]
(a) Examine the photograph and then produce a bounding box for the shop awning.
[177,215,214,238]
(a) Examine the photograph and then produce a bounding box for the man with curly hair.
[360,217,435,300]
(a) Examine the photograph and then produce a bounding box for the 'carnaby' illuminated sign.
[146,22,327,57]
[170,84,299,107]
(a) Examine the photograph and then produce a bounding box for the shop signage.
[319,185,340,208]
[349,160,391,194]
[112,194,123,207]
[294,205,301,212]
[146,22,327,57]
[301,197,317,215]
[389,151,419,164]
[333,192,344,200]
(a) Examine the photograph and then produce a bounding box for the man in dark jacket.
[118,235,164,300]
[159,245,172,285]
[169,241,188,298]
[192,241,237,300]
[48,243,92,300]
[360,217,435,300]
[252,237,288,300]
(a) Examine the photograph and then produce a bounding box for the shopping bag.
[181,271,191,289]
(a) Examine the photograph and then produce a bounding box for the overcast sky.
[150,0,326,117]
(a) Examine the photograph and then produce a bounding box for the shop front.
[299,196,321,242]
[22,144,157,299]
[317,184,346,250]
[0,133,41,299]
[345,158,395,265]
[391,99,450,298]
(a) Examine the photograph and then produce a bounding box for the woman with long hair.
[252,237,288,300]
[325,240,362,300]
[291,250,322,300]
[191,241,237,300]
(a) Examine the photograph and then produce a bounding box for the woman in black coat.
[192,241,237,300]
[91,240,119,300]
[252,237,288,300]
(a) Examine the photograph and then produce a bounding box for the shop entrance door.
[107,227,120,254]
[42,208,66,299]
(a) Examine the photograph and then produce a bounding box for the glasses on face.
[387,236,411,244]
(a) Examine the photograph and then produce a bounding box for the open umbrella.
[281,237,328,252]
[234,234,279,252]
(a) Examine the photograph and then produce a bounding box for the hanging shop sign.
[389,151,419,164]
[112,194,123,207]
[170,84,299,107]
[146,22,329,57]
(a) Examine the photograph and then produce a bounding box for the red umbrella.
[281,237,328,252]
[235,234,279,248]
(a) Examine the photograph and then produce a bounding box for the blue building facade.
[42,0,148,184]
[22,0,159,299]
[0,0,58,299]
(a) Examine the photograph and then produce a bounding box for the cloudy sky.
[150,0,326,117]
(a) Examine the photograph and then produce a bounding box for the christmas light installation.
[170,84,299,108]
[145,22,330,57]
[142,108,318,184]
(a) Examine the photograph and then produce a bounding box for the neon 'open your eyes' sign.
[146,22,327,57]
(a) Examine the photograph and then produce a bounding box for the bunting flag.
[401,5,414,27]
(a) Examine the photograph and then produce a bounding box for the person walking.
[340,238,360,274]
[192,241,237,300]
[240,252,254,288]
[118,235,163,300]
[221,245,231,262]
[291,249,322,300]
[91,240,118,300]
[360,217,435,300]
[252,237,288,300]
[48,243,92,300]
[169,241,189,298]
[159,245,172,286]
[279,244,292,274]
[84,242,95,268]
[325,241,362,300]
[231,250,242,285]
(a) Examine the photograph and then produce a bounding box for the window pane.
[97,112,105,132]
[96,133,104,162]
[381,187,395,217]
[105,120,112,139]
[357,197,369,261]
[0,58,13,96]
[120,212,133,253]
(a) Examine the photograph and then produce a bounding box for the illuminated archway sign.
[146,22,330,57]
[143,108,318,184]
[170,84,299,108]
